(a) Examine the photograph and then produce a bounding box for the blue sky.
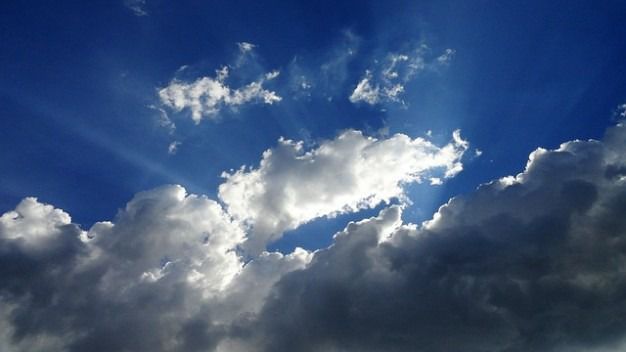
[2,1,625,235]
[2,2,626,351]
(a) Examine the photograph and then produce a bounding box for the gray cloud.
[0,186,307,352]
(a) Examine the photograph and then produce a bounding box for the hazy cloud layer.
[219,129,469,253]
[1,122,626,351]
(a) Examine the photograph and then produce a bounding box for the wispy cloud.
[350,45,456,105]
[124,0,148,16]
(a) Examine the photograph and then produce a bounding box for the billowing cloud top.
[1,121,626,351]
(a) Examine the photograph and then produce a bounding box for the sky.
[1,1,626,351]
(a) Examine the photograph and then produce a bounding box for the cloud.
[0,185,309,351]
[168,141,181,155]
[237,42,256,53]
[158,65,281,124]
[234,121,626,351]
[219,129,469,253]
[616,103,626,119]
[3,118,626,351]
[350,45,455,105]
[124,0,148,16]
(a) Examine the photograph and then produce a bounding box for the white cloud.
[350,45,455,105]
[349,71,381,104]
[167,141,181,155]
[158,65,281,123]
[86,185,246,296]
[158,45,281,124]
[237,42,256,53]
[219,129,469,253]
[0,197,76,249]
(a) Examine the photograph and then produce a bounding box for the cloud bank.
[2,121,626,351]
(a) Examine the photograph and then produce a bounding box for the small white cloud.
[349,71,381,104]
[158,67,281,123]
[237,42,256,53]
[124,0,148,16]
[264,70,280,80]
[168,141,181,155]
[429,177,443,185]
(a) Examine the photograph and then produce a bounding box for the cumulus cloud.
[3,120,626,351]
[350,45,455,105]
[159,65,281,124]
[0,185,309,351]
[158,44,281,124]
[219,129,469,253]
